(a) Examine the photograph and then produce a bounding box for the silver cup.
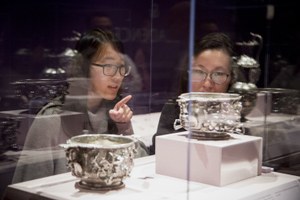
[175,92,243,139]
[60,134,136,191]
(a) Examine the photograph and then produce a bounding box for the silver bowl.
[257,88,300,114]
[60,134,136,191]
[230,82,258,121]
[175,92,243,139]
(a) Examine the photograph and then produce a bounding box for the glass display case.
[0,0,300,199]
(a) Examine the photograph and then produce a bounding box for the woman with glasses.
[149,32,234,155]
[12,28,148,184]
[71,28,134,135]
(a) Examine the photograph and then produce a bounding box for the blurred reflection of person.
[12,28,148,183]
[150,32,234,154]
[87,12,114,31]
[132,18,153,93]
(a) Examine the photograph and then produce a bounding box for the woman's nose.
[112,72,124,81]
[202,76,214,90]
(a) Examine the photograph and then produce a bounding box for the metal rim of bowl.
[257,88,299,94]
[178,92,241,102]
[11,78,67,85]
[63,134,136,149]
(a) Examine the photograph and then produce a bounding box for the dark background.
[0,0,299,111]
[0,0,300,196]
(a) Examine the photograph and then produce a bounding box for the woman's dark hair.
[194,32,233,57]
[74,28,124,77]
[179,32,234,94]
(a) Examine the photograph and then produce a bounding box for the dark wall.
[0,0,299,96]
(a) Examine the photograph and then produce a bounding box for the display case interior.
[0,0,300,198]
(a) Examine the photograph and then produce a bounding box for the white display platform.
[130,111,300,165]
[131,112,161,147]
[156,132,263,186]
[3,156,300,200]
[245,113,300,162]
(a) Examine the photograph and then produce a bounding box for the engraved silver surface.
[60,134,136,190]
[230,82,258,120]
[231,33,263,120]
[10,78,69,114]
[175,92,243,139]
[258,88,300,114]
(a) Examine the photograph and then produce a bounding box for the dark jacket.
[149,98,185,155]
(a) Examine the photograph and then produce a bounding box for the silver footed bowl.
[60,134,136,190]
[257,88,300,114]
[230,82,258,121]
[175,92,243,139]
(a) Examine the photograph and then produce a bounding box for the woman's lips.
[108,85,119,90]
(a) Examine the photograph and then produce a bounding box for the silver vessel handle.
[173,119,183,130]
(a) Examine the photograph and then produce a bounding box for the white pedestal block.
[156,132,262,186]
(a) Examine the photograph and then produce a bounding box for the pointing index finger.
[115,95,132,109]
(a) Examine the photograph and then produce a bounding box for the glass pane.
[1,0,300,199]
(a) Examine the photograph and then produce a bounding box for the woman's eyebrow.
[193,64,205,68]
[97,56,124,64]
[213,66,228,71]
[193,65,228,72]
[100,56,116,61]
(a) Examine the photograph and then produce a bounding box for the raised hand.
[109,95,133,123]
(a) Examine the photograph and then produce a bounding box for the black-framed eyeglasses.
[190,69,229,84]
[92,63,131,77]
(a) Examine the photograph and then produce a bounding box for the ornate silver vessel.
[258,88,300,114]
[231,33,263,121]
[11,78,69,114]
[60,134,136,191]
[0,117,20,159]
[174,92,243,140]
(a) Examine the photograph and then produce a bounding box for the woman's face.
[191,49,231,93]
[89,44,125,100]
